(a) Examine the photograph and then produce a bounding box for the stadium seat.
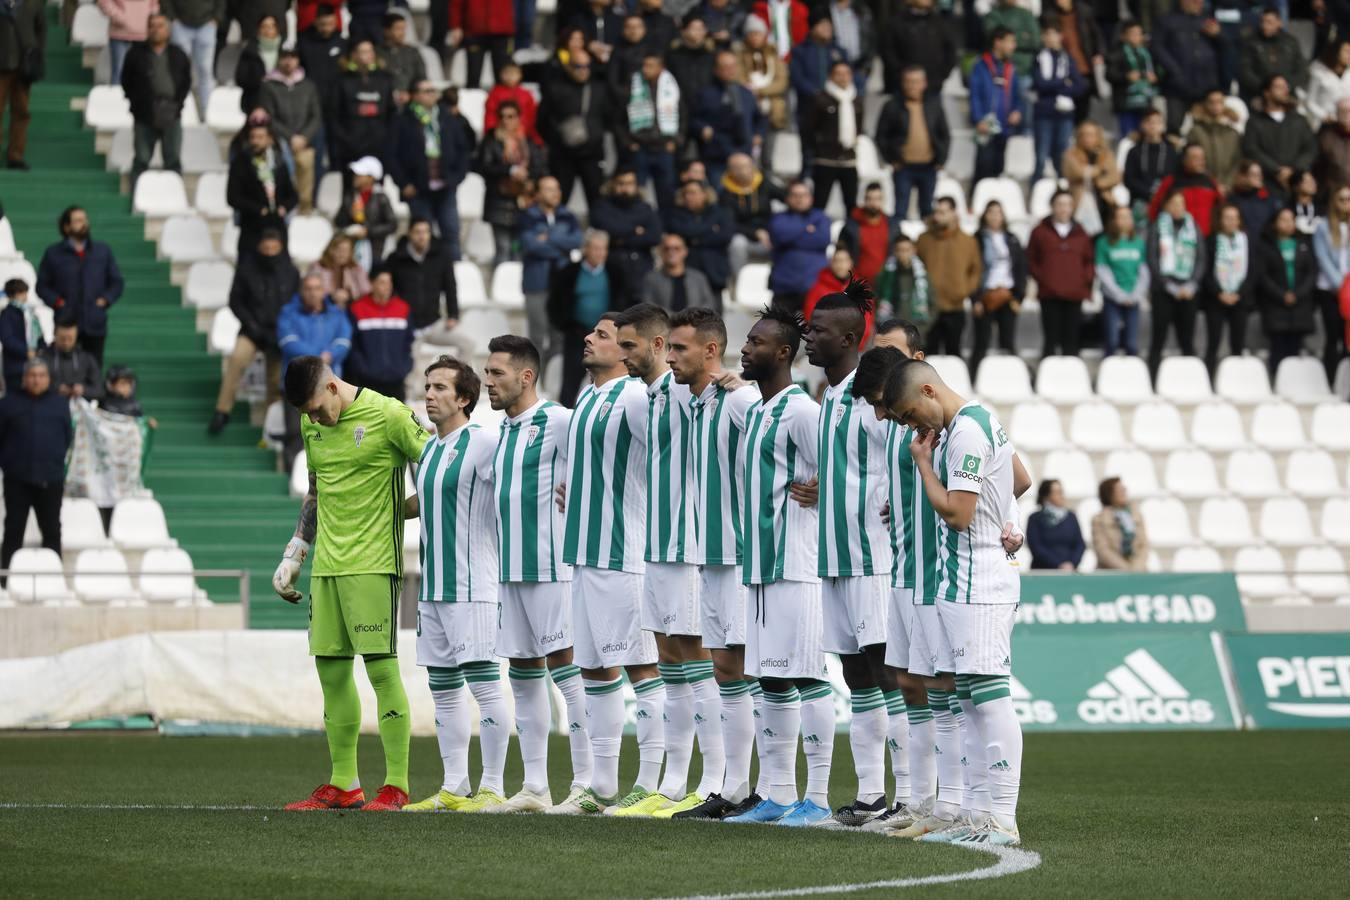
[854,135,887,181]
[1249,401,1306,451]
[1007,401,1064,452]
[220,220,240,263]
[934,175,969,220]
[205,86,247,132]
[193,172,232,219]
[1258,497,1316,547]
[73,549,141,605]
[1234,545,1293,599]
[62,498,111,551]
[1075,495,1101,530]
[1102,449,1160,497]
[1284,449,1341,499]
[459,88,488,136]
[1042,449,1096,500]
[489,261,526,309]
[288,216,334,267]
[770,131,802,176]
[1096,356,1154,404]
[1293,546,1350,599]
[158,215,216,264]
[71,4,109,47]
[185,261,234,310]
[1310,403,1350,452]
[1163,450,1222,499]
[456,308,512,348]
[454,261,489,309]
[1155,356,1214,405]
[1274,356,1334,404]
[1028,178,1058,221]
[969,176,1028,223]
[110,498,177,550]
[1188,402,1247,451]
[209,307,240,354]
[0,217,17,259]
[133,171,192,218]
[1214,355,1272,405]
[457,173,486,226]
[1139,497,1193,548]
[7,548,75,605]
[464,221,496,264]
[0,258,36,292]
[1068,402,1125,452]
[1172,545,1223,571]
[290,452,308,498]
[139,548,199,604]
[1225,449,1282,499]
[733,264,771,310]
[1320,498,1350,546]
[1198,497,1256,548]
[180,127,225,174]
[973,355,1032,405]
[316,172,344,219]
[84,85,132,131]
[927,354,974,399]
[1003,135,1035,181]
[404,518,421,573]
[1036,356,1093,405]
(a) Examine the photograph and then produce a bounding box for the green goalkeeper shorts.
[309,574,401,657]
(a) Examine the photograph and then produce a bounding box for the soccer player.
[800,279,895,828]
[885,357,1031,846]
[274,355,429,812]
[554,314,662,814]
[726,304,833,826]
[666,308,765,821]
[483,335,594,813]
[402,356,511,813]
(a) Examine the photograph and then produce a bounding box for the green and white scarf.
[1213,232,1248,294]
[906,255,932,322]
[412,102,441,159]
[627,70,681,137]
[1122,45,1156,111]
[253,148,277,206]
[1157,213,1198,281]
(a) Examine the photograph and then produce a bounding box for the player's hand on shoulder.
[711,370,749,391]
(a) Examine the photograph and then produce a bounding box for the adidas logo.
[959,755,968,766]
[1010,675,1058,725]
[381,709,403,722]
[886,737,899,751]
[569,721,583,733]
[636,710,652,720]
[761,727,777,739]
[989,759,1011,771]
[802,733,823,746]
[481,717,498,727]
[1078,649,1215,725]
[694,713,706,724]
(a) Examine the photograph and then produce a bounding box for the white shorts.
[745,580,828,681]
[937,601,1017,676]
[416,600,498,668]
[496,581,573,660]
[571,565,658,669]
[884,587,915,670]
[915,602,954,676]
[821,574,889,655]
[699,564,747,650]
[641,562,701,637]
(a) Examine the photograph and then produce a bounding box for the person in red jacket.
[804,246,875,346]
[448,0,515,89]
[1026,190,1095,359]
[751,0,808,60]
[1146,143,1224,237]
[484,62,540,143]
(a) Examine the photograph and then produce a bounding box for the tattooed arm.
[274,472,316,603]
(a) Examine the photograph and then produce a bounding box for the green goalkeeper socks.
[364,654,411,792]
[315,656,361,791]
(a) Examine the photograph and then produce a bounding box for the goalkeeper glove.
[273,537,311,603]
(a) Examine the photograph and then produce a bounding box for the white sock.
[907,704,937,814]
[849,687,887,804]
[750,681,771,797]
[969,677,1022,831]
[953,687,991,821]
[632,676,667,793]
[550,664,592,788]
[884,690,910,806]
[687,661,726,797]
[465,664,509,795]
[509,666,551,794]
[800,682,835,809]
[584,676,624,800]
[929,690,964,820]
[657,665,694,799]
[761,686,800,806]
[719,680,754,803]
[428,667,470,796]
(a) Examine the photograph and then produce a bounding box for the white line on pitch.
[0,803,266,811]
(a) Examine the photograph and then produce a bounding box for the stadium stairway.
[0,7,303,626]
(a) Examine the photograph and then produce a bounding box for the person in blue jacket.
[692,49,766,188]
[35,206,124,368]
[768,180,832,309]
[277,274,352,466]
[1026,479,1085,570]
[0,279,46,393]
[969,27,1026,184]
[519,175,583,364]
[1031,21,1088,180]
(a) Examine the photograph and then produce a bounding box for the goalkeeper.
[273,355,430,811]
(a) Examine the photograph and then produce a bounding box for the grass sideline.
[3,731,1347,899]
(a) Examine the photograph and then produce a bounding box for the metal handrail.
[0,568,250,616]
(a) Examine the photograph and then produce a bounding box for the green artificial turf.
[2,731,1347,899]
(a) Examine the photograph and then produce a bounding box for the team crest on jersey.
[655,393,667,410]
[353,426,366,447]
[525,425,540,446]
[761,415,774,431]
[706,398,718,416]
[598,401,613,419]
[833,405,846,426]
[445,448,459,465]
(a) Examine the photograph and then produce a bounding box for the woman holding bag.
[1201,203,1255,377]
[1147,188,1209,380]
[969,201,1027,376]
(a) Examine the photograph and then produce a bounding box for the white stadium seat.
[1172,545,1223,571]
[734,263,771,311]
[194,172,232,219]
[71,4,109,47]
[1274,356,1333,405]
[1036,356,1094,405]
[1163,450,1222,499]
[973,355,1032,406]
[1068,402,1125,452]
[970,176,1028,223]
[1310,403,1350,452]
[927,355,974,399]
[1234,545,1292,599]
[74,549,140,605]
[457,173,487,226]
[1284,449,1341,499]
[1139,497,1193,548]
[159,215,216,264]
[316,172,345,219]
[84,85,131,131]
[109,499,177,551]
[1258,497,1316,547]
[454,261,489,308]
[1004,135,1036,181]
[1102,450,1160,498]
[770,131,802,176]
[1008,402,1064,452]
[1156,356,1214,405]
[209,308,240,354]
[1189,402,1247,452]
[1321,498,1350,546]
[288,216,334,267]
[1249,401,1307,452]
[139,548,200,604]
[458,88,488,135]
[1042,449,1096,500]
[133,171,192,218]
[220,220,240,263]
[489,260,525,309]
[205,86,247,132]
[1214,355,1272,405]
[185,261,234,310]
[62,498,111,551]
[8,548,75,605]
[1198,498,1255,548]
[180,127,225,174]
[1096,356,1153,404]
[1293,546,1350,599]
[1225,449,1282,499]
[0,217,17,259]
[290,452,309,498]
[455,307,511,348]
[1130,401,1188,451]
[1028,178,1059,221]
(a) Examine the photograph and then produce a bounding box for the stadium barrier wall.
[1223,633,1350,729]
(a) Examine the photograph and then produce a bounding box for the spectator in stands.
[296,5,346,121]
[1201,202,1255,377]
[665,178,734,295]
[1231,159,1280,245]
[1313,184,1350,380]
[1315,99,1350,196]
[333,39,396,171]
[606,14,648,93]
[346,268,413,401]
[806,60,860,212]
[1240,8,1308,102]
[571,0,622,79]
[39,321,102,399]
[378,12,425,105]
[163,0,219,114]
[36,206,124,367]
[344,0,391,50]
[1292,170,1322,235]
[970,28,1025,185]
[0,0,44,171]
[1148,144,1223,236]
[227,119,296,263]
[1062,121,1121,223]
[703,0,746,50]
[1026,479,1084,570]
[1147,189,1209,378]
[385,217,458,333]
[970,201,1026,376]
[1259,206,1317,374]
[1046,0,1102,125]
[387,82,476,262]
[306,234,370,309]
[591,166,662,305]
[736,16,788,136]
[474,99,547,264]
[720,152,782,274]
[618,51,684,211]
[835,183,897,286]
[208,229,297,434]
[549,229,629,403]
[1032,21,1087,181]
[539,49,609,212]
[1105,20,1157,140]
[0,279,44,388]
[788,11,844,172]
[875,234,931,329]
[1305,39,1350,129]
[121,13,191,186]
[875,67,947,222]
[448,0,514,90]
[1244,75,1317,196]
[1096,204,1150,357]
[0,358,70,579]
[520,176,582,362]
[984,0,1038,87]
[1186,90,1243,190]
[235,13,281,113]
[1027,190,1094,359]
[644,233,719,313]
[828,0,873,92]
[636,0,678,59]
[768,180,831,310]
[879,0,955,97]
[1092,477,1149,571]
[1153,0,1222,136]
[335,156,396,269]
[916,196,981,357]
[222,0,285,48]
[692,50,764,189]
[260,48,321,216]
[101,0,159,86]
[277,274,352,464]
[485,61,539,143]
[1123,109,1177,215]
[668,16,718,103]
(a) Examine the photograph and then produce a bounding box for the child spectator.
[0,279,46,392]
[1105,21,1157,140]
[875,235,932,330]
[484,61,540,143]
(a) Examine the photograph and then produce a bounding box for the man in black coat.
[539,48,610,211]
[383,218,459,331]
[39,321,102,400]
[691,50,765,188]
[875,66,950,220]
[879,0,957,97]
[120,13,192,186]
[1151,0,1223,136]
[385,83,476,261]
[226,120,298,262]
[296,5,346,120]
[665,179,735,295]
[665,16,717,101]
[35,206,124,366]
[331,39,395,170]
[0,0,46,170]
[590,167,663,306]
[0,358,72,579]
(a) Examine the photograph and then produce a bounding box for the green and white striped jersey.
[888,423,940,598]
[564,375,648,574]
[818,370,893,578]
[494,398,572,584]
[741,384,820,586]
[645,370,696,564]
[935,402,1021,605]
[690,382,759,567]
[415,423,499,603]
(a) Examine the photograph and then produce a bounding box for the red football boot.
[284,784,366,811]
[361,785,409,811]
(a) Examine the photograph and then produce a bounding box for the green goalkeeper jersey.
[302,389,430,578]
